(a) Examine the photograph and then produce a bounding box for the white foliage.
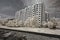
[17,20,24,27]
[29,16,39,27]
[42,21,48,28]
[24,16,39,27]
[47,18,57,28]
[0,19,8,26]
[47,21,54,28]
[6,19,24,27]
[24,17,31,27]
[6,20,15,27]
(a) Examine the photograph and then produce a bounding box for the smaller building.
[45,11,50,22]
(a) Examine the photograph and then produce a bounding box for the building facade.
[15,2,45,27]
[33,2,45,26]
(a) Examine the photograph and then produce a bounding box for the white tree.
[17,20,24,27]
[42,21,48,28]
[47,21,54,29]
[24,17,31,27]
[47,17,57,29]
[24,16,39,28]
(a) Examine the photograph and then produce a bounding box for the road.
[0,26,60,40]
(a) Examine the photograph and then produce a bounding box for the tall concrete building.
[32,2,45,26]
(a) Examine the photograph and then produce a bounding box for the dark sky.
[0,0,60,18]
[0,0,26,17]
[44,0,60,18]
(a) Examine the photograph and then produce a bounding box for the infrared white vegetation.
[0,16,58,29]
[24,16,39,27]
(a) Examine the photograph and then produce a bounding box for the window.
[39,16,41,17]
[36,7,38,9]
[39,9,41,11]
[36,4,38,7]
[33,15,34,16]
[39,22,40,23]
[36,12,38,13]
[39,18,40,19]
[39,12,41,15]
[39,20,40,21]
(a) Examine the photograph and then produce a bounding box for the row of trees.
[0,16,58,28]
[0,16,39,27]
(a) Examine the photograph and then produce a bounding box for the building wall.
[15,2,45,27]
[45,13,50,22]
[33,2,45,26]
[15,11,20,20]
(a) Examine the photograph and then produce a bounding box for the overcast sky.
[0,0,60,18]
[0,0,26,17]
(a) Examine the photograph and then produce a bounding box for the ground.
[0,29,60,40]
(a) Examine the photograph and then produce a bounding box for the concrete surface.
[0,26,60,35]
